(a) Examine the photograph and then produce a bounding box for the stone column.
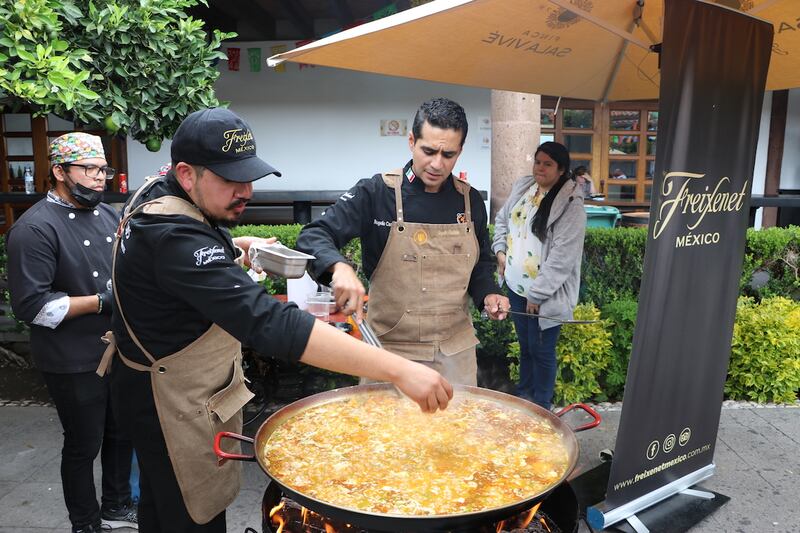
[490,91,541,220]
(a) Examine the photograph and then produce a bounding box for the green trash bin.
[585,205,621,228]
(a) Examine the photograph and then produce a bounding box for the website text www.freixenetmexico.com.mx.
[613,444,712,491]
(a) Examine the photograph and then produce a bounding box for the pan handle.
[214,431,256,465]
[555,403,601,432]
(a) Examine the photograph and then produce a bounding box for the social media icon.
[647,440,660,460]
[664,434,676,453]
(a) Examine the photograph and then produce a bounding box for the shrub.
[471,296,516,360]
[599,298,639,401]
[553,304,613,404]
[507,303,613,405]
[581,228,648,309]
[740,226,800,301]
[1,0,233,145]
[231,224,364,294]
[231,224,302,294]
[726,296,800,403]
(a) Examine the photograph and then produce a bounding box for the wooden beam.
[187,2,238,35]
[31,116,48,193]
[329,0,354,27]
[278,0,316,38]
[762,90,788,228]
[211,0,276,40]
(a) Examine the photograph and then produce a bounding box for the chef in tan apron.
[367,172,481,384]
[296,98,509,385]
[98,108,453,533]
[98,181,251,527]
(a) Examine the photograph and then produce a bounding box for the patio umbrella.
[267,0,799,101]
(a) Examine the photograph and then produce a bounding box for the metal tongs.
[481,309,599,325]
[358,319,384,349]
[356,310,413,400]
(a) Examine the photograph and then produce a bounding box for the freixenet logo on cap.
[222,128,256,154]
[171,107,281,183]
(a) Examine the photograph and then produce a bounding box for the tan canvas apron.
[366,171,480,383]
[97,184,254,524]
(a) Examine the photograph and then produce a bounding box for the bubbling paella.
[262,391,570,516]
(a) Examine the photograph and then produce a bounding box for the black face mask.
[65,177,104,208]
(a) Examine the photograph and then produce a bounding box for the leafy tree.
[0,0,234,149]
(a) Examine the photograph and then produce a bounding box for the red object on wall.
[118,173,128,193]
[227,47,240,71]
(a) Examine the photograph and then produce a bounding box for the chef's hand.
[526,301,540,315]
[483,294,509,320]
[330,262,366,323]
[496,251,506,278]
[394,360,453,413]
[232,236,277,272]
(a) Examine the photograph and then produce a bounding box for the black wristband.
[97,290,113,315]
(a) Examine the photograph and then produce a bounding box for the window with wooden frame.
[0,110,127,232]
[540,97,658,206]
[540,98,597,193]
[606,102,658,203]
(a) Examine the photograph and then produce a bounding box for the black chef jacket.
[111,172,315,366]
[7,198,118,373]
[297,161,500,308]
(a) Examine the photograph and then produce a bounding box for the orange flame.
[519,502,541,528]
[268,501,285,518]
[269,502,285,533]
[540,516,551,532]
[325,524,336,533]
[496,502,542,532]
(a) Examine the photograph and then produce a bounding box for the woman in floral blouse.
[492,142,586,409]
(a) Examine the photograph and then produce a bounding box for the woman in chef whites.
[493,141,586,410]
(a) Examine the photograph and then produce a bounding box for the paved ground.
[0,402,797,532]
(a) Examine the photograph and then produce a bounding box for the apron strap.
[96,330,117,376]
[381,169,404,222]
[118,349,161,373]
[103,192,211,374]
[451,175,473,222]
[122,176,159,218]
[381,170,472,223]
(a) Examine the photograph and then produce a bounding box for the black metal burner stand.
[568,460,730,533]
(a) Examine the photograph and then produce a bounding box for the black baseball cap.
[171,107,281,182]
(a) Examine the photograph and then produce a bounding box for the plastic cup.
[306,292,334,322]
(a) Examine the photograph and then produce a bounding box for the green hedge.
[3,223,798,403]
[580,228,648,309]
[726,296,800,403]
[231,225,364,294]
[506,296,799,405]
[740,226,800,301]
[508,303,613,405]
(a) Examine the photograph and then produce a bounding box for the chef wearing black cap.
[101,108,452,533]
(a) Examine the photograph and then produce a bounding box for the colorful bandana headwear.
[49,132,106,165]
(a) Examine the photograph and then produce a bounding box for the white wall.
[127,45,800,218]
[751,91,772,228]
[782,88,800,190]
[126,41,492,196]
[750,88,800,227]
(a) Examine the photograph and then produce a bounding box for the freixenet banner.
[596,0,774,521]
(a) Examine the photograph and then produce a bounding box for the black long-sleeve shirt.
[297,161,500,308]
[111,173,315,366]
[7,197,118,373]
